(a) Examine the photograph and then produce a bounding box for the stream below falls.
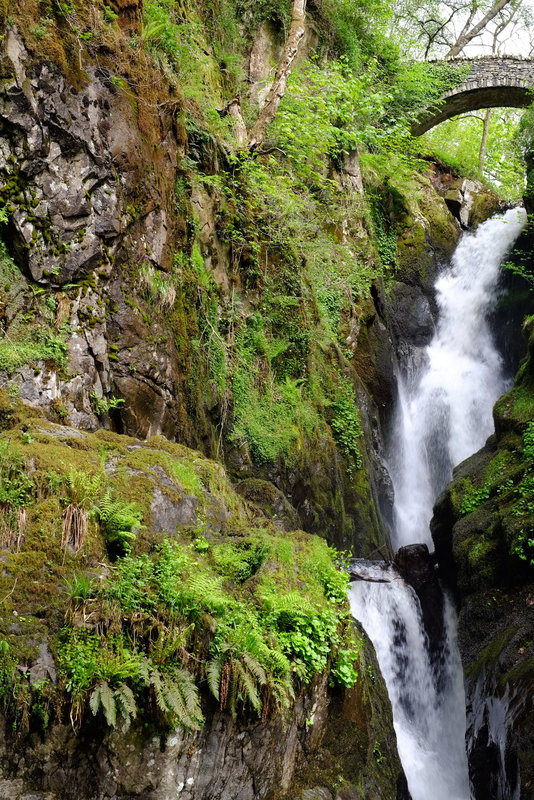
[349,208,527,800]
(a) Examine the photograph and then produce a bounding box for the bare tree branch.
[445,0,514,58]
[248,0,307,150]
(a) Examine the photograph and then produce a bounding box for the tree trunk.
[444,0,512,58]
[248,0,307,150]
[478,108,492,172]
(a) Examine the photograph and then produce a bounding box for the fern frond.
[89,684,101,717]
[270,675,295,714]
[176,669,201,718]
[137,655,152,686]
[114,683,137,731]
[206,656,223,700]
[90,681,117,728]
[154,671,203,730]
[242,652,266,686]
[161,680,189,722]
[150,669,168,713]
[270,649,291,677]
[235,661,261,713]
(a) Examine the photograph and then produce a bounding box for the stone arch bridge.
[411,57,534,136]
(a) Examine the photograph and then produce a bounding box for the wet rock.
[0,32,123,286]
[150,486,197,532]
[29,642,57,686]
[394,544,444,655]
[301,788,333,800]
[387,283,435,348]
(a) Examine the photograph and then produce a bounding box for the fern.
[241,652,267,686]
[66,469,103,508]
[90,681,117,728]
[114,683,137,730]
[141,18,168,42]
[151,625,192,665]
[234,660,261,713]
[89,681,138,730]
[206,656,223,701]
[266,674,295,718]
[150,668,203,730]
[95,492,143,557]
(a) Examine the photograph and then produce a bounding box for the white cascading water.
[349,567,470,800]
[350,209,527,800]
[390,207,527,551]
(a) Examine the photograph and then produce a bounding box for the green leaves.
[94,491,144,558]
[272,59,388,187]
[59,532,359,730]
[458,481,492,516]
[523,420,534,461]
[327,380,364,473]
[0,442,34,507]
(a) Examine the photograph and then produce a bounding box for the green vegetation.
[328,381,364,473]
[58,531,358,729]
[90,394,125,417]
[0,419,360,733]
[458,479,492,516]
[421,109,525,200]
[0,242,69,375]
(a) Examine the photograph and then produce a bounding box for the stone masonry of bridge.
[411,56,534,136]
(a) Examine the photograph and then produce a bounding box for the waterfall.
[349,567,470,800]
[389,207,526,551]
[349,209,527,800]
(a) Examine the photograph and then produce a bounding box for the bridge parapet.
[412,57,534,136]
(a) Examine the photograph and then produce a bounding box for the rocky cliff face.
[0,653,405,800]
[0,10,484,556]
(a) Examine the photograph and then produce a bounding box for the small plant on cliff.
[523,420,534,460]
[511,529,534,568]
[90,681,137,730]
[90,393,125,417]
[61,469,103,554]
[458,479,492,516]
[0,442,34,551]
[94,492,144,558]
[327,380,364,474]
[0,442,34,507]
[139,263,177,311]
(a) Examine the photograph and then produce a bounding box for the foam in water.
[389,208,527,550]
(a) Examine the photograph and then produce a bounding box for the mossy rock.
[393,172,460,287]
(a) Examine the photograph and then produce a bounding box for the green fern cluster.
[94,491,144,557]
[90,681,137,729]
[62,631,203,732]
[59,531,359,731]
[65,469,103,508]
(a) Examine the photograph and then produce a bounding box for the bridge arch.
[411,57,534,136]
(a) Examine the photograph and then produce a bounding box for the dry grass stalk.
[220,661,231,711]
[62,503,88,553]
[0,505,27,552]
